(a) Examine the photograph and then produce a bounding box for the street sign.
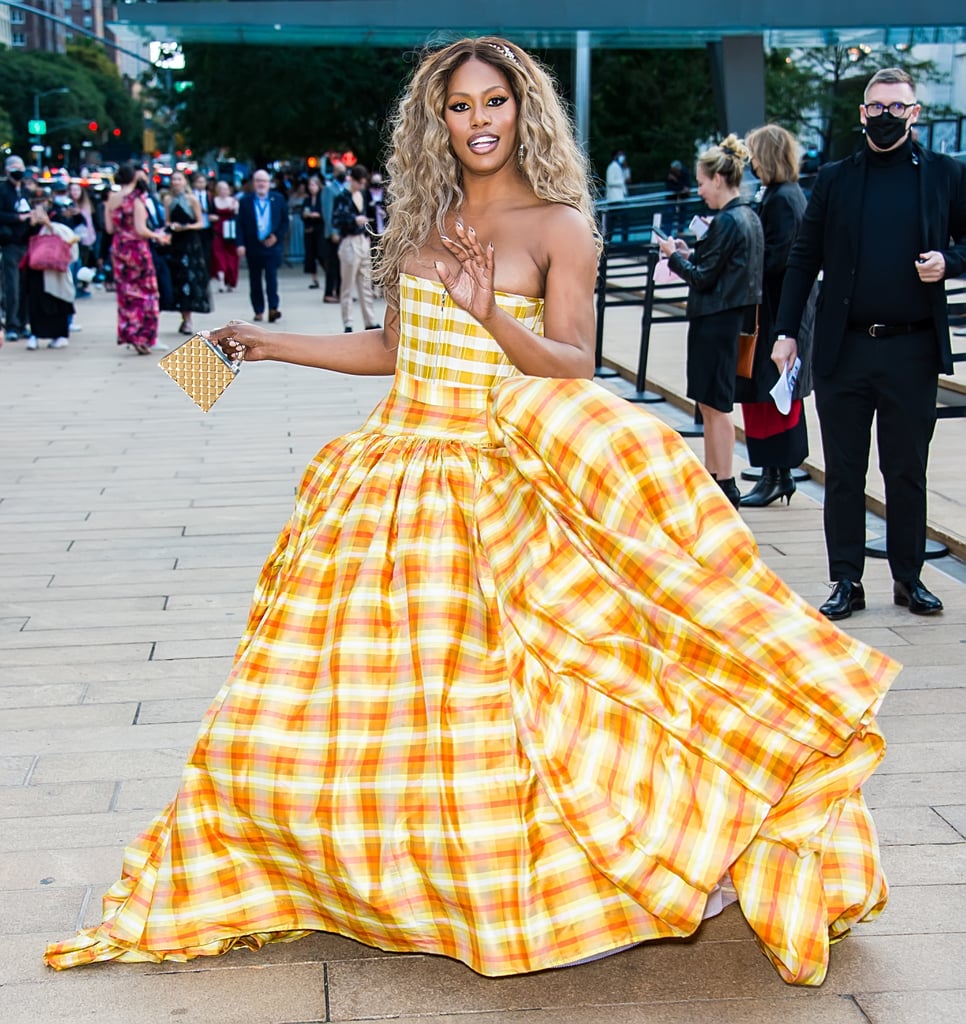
[28,119,47,135]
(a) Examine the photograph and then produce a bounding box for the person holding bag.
[657,136,763,508]
[21,197,78,350]
[736,125,816,508]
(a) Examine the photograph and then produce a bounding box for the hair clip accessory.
[487,41,519,64]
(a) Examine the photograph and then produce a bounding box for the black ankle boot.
[715,476,741,510]
[739,467,795,508]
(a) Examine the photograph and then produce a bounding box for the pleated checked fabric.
[45,274,898,985]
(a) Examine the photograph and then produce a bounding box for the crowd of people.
[37,36,964,996]
[0,156,387,354]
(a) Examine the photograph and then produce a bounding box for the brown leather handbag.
[737,306,759,379]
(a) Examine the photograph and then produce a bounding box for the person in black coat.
[657,135,764,509]
[236,169,289,322]
[0,154,33,338]
[775,67,966,621]
[737,124,816,508]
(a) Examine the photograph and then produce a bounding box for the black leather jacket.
[669,197,763,317]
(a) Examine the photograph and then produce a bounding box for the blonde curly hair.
[374,36,601,311]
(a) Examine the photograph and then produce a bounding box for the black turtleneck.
[849,138,930,326]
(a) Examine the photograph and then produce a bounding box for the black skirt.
[686,307,749,413]
[26,269,72,339]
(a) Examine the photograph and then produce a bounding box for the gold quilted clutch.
[158,334,241,412]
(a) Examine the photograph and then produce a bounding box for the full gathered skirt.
[45,375,896,985]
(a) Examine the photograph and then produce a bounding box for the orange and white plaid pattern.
[45,275,897,985]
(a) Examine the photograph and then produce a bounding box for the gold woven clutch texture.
[159,334,241,412]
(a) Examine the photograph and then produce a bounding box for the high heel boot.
[714,475,742,510]
[739,467,795,508]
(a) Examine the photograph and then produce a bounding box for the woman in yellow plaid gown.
[45,38,898,986]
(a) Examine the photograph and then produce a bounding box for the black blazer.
[776,143,966,377]
[331,188,376,237]
[236,190,289,252]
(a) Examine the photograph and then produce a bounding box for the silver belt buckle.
[869,323,885,338]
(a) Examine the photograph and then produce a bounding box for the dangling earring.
[517,143,526,165]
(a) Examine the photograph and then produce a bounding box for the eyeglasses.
[863,100,917,117]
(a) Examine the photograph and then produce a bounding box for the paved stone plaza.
[1,268,964,1022]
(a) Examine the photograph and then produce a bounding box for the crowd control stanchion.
[677,404,705,438]
[624,248,666,404]
[593,236,619,379]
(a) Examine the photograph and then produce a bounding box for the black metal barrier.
[594,234,705,434]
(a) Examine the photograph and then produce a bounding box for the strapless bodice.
[394,273,544,407]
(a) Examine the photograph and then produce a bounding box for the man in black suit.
[0,154,33,339]
[775,67,966,620]
[236,169,289,322]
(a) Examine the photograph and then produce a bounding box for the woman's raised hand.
[436,222,497,324]
[206,319,270,362]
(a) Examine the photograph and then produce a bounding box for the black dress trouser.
[814,328,938,584]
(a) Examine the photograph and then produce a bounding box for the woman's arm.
[666,214,738,292]
[185,195,204,229]
[133,197,168,244]
[103,196,117,235]
[208,305,400,376]
[436,207,598,379]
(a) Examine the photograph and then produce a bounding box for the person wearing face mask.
[775,67,966,621]
[0,155,34,340]
[321,160,347,303]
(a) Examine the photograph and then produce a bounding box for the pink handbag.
[653,257,682,285]
[27,231,72,273]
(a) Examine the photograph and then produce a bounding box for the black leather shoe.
[819,580,865,620]
[893,579,943,615]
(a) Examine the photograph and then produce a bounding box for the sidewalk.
[1,268,964,1023]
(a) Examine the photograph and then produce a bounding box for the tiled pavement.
[1,269,964,1023]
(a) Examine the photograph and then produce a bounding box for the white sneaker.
[48,337,69,349]
[70,323,83,332]
[153,342,171,351]
[25,335,38,350]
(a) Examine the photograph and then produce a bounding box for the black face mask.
[865,111,910,151]
[334,172,346,183]
[7,170,24,182]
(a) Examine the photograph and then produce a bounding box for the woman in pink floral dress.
[104,164,169,354]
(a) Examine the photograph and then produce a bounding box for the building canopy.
[111,1,966,50]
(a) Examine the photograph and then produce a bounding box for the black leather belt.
[848,318,933,338]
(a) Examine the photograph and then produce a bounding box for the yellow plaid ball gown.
[45,274,898,985]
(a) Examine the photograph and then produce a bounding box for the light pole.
[31,87,70,161]
[33,86,69,123]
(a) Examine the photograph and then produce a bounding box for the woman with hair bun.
[657,135,764,508]
[47,41,896,988]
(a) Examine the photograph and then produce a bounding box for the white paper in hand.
[688,214,710,240]
[769,357,801,415]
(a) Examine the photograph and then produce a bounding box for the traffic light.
[112,128,122,137]
[88,121,98,132]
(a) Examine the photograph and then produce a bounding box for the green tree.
[0,42,140,162]
[766,45,956,161]
[587,49,717,186]
[0,90,13,151]
[174,44,414,168]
